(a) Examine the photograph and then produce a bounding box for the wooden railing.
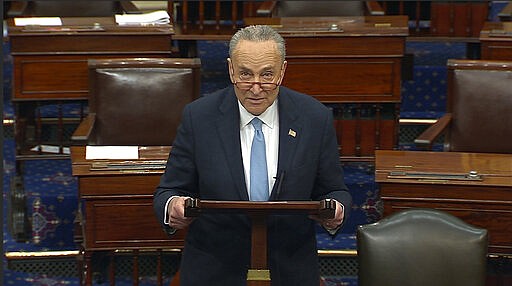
[379,1,490,38]
[168,1,385,39]
[168,0,261,39]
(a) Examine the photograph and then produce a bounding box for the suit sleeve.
[153,104,199,231]
[312,108,352,222]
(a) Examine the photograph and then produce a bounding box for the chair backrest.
[447,59,512,153]
[88,58,201,146]
[357,208,488,286]
[276,1,365,17]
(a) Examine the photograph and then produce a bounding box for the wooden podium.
[184,199,336,285]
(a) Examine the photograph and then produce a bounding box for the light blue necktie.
[250,118,269,201]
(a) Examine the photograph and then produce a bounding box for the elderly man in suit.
[154,25,351,286]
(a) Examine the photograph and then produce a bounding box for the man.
[154,25,351,285]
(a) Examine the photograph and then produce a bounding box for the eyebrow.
[237,65,275,73]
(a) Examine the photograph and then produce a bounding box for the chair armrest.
[72,113,96,143]
[256,1,277,17]
[120,1,141,14]
[414,113,452,148]
[366,1,385,16]
[498,1,512,21]
[6,1,28,17]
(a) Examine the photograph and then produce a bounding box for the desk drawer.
[83,197,185,250]
[283,58,401,102]
[481,42,512,60]
[380,184,512,255]
[285,37,405,56]
[12,54,167,100]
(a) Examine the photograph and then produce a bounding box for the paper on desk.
[115,10,170,25]
[14,17,62,26]
[31,145,70,154]
[86,146,139,160]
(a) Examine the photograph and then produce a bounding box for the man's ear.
[227,58,235,83]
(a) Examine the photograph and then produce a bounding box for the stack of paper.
[85,146,139,160]
[115,10,170,26]
[14,17,62,26]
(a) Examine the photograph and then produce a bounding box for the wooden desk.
[246,16,408,159]
[8,17,174,101]
[375,150,512,256]
[7,17,174,160]
[246,16,407,103]
[71,146,184,285]
[480,21,512,60]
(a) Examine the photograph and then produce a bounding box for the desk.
[245,16,407,103]
[245,16,408,159]
[7,17,174,159]
[480,21,512,60]
[375,150,512,256]
[71,146,184,285]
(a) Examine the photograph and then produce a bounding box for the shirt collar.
[238,98,278,130]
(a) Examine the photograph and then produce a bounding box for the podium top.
[185,199,336,219]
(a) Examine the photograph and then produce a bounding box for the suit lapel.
[216,89,249,200]
[271,89,302,200]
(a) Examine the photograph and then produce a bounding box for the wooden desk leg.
[109,251,115,286]
[157,250,163,286]
[133,250,139,286]
[77,248,84,286]
[247,214,270,286]
[85,251,93,286]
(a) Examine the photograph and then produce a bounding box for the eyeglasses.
[234,81,279,91]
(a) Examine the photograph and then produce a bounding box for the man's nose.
[250,82,263,94]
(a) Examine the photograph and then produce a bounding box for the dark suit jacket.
[154,86,351,286]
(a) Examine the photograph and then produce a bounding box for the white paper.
[30,145,70,154]
[14,17,62,26]
[85,146,139,160]
[115,10,170,25]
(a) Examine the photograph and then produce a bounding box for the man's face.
[228,40,287,116]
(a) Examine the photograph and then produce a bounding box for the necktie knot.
[251,117,263,131]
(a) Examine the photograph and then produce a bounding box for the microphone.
[274,171,286,199]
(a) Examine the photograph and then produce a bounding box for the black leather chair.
[72,58,201,146]
[357,208,488,286]
[415,59,512,153]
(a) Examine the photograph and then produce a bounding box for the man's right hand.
[168,196,194,229]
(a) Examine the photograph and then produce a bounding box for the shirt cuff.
[163,196,176,225]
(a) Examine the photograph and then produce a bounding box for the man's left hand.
[309,200,345,232]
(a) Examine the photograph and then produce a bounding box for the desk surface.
[7,16,174,56]
[71,145,171,176]
[480,21,512,42]
[244,16,408,37]
[375,150,512,187]
[7,16,174,36]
